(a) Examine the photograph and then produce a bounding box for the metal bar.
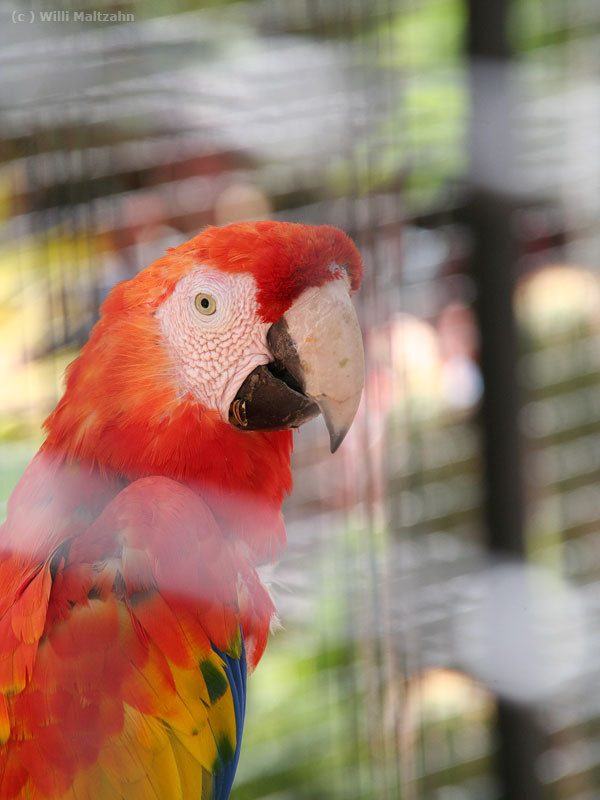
[466,2,545,799]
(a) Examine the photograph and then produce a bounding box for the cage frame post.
[466,2,545,799]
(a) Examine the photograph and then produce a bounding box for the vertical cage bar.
[465,2,544,799]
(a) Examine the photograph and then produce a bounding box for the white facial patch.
[156,268,272,420]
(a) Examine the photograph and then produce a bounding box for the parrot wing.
[0,471,247,800]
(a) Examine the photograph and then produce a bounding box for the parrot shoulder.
[0,473,252,799]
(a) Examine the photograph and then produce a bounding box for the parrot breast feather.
[0,470,256,800]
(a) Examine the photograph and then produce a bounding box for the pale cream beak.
[283,279,365,452]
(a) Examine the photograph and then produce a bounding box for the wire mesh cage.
[2,1,600,799]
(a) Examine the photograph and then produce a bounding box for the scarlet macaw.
[0,221,364,799]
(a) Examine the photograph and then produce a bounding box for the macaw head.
[45,221,364,478]
[154,221,364,452]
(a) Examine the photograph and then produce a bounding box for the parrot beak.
[229,278,364,453]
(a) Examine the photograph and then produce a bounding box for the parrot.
[0,220,364,800]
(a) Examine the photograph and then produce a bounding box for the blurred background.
[2,1,600,798]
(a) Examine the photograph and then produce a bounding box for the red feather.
[0,222,363,798]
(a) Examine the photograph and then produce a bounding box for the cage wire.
[2,0,600,799]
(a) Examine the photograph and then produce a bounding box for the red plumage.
[0,221,363,799]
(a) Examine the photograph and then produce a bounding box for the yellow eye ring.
[194,293,217,316]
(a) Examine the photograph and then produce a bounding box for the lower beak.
[229,280,364,453]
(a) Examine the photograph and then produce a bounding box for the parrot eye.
[194,293,217,316]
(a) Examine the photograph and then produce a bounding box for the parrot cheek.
[155,269,274,420]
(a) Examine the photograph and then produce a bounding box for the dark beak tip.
[327,426,349,454]
[317,398,355,454]
[329,437,342,454]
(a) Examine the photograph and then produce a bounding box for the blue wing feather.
[211,641,247,800]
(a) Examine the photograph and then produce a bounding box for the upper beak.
[229,279,364,453]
